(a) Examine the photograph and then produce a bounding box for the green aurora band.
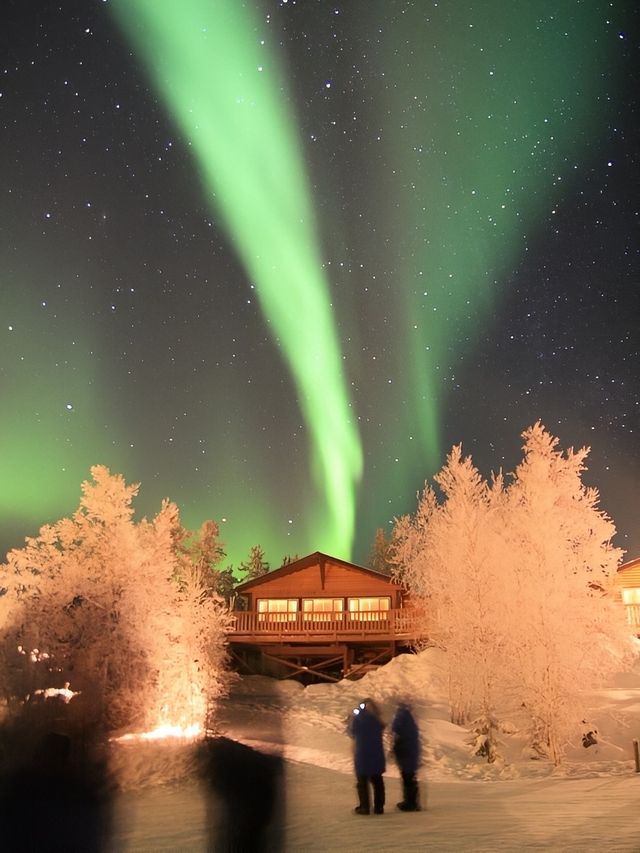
[1,2,619,567]
[346,0,615,531]
[0,269,128,527]
[111,0,363,557]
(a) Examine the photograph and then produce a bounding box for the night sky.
[1,0,638,570]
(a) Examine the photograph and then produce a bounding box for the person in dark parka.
[391,702,422,811]
[348,698,386,815]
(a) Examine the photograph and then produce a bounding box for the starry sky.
[1,0,638,570]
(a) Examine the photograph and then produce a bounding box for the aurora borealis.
[110,0,363,559]
[1,0,638,568]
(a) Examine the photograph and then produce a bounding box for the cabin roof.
[234,550,400,593]
[617,556,640,575]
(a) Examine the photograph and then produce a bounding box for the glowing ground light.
[113,723,202,743]
[110,0,363,558]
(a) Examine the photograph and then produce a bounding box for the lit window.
[622,588,640,605]
[302,598,343,622]
[348,597,391,621]
[257,599,298,622]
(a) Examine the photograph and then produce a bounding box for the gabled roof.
[618,556,640,574]
[234,550,399,593]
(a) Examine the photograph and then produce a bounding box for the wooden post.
[633,739,640,773]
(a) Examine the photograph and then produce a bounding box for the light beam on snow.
[113,724,202,743]
[110,0,362,558]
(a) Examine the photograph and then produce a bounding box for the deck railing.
[227,609,424,641]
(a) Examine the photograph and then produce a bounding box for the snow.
[110,650,640,851]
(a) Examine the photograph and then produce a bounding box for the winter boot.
[400,772,420,811]
[371,774,385,814]
[397,801,421,812]
[355,777,370,814]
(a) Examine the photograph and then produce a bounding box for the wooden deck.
[227,609,423,644]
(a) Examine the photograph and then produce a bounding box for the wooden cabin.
[227,551,425,682]
[614,557,640,633]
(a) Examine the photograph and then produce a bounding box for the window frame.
[301,597,344,622]
[347,596,391,621]
[622,588,640,605]
[256,598,299,623]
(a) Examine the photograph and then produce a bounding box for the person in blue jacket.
[391,701,422,811]
[348,698,386,815]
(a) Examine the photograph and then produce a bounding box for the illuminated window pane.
[348,597,390,612]
[303,598,343,612]
[257,599,298,622]
[302,598,343,621]
[622,588,640,605]
[348,597,391,620]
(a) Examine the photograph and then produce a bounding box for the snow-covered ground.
[111,650,640,851]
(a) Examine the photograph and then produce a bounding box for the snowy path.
[283,768,640,852]
[110,764,640,851]
[108,680,640,851]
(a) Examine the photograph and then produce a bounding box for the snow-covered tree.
[239,544,270,580]
[499,423,630,764]
[176,520,225,585]
[147,506,232,733]
[0,466,232,735]
[393,445,509,742]
[393,424,632,765]
[368,527,394,575]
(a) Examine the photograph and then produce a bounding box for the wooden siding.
[247,565,397,597]
[616,561,640,588]
[615,559,640,633]
[238,556,403,610]
[228,553,421,677]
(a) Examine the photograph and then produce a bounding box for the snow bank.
[262,649,640,783]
